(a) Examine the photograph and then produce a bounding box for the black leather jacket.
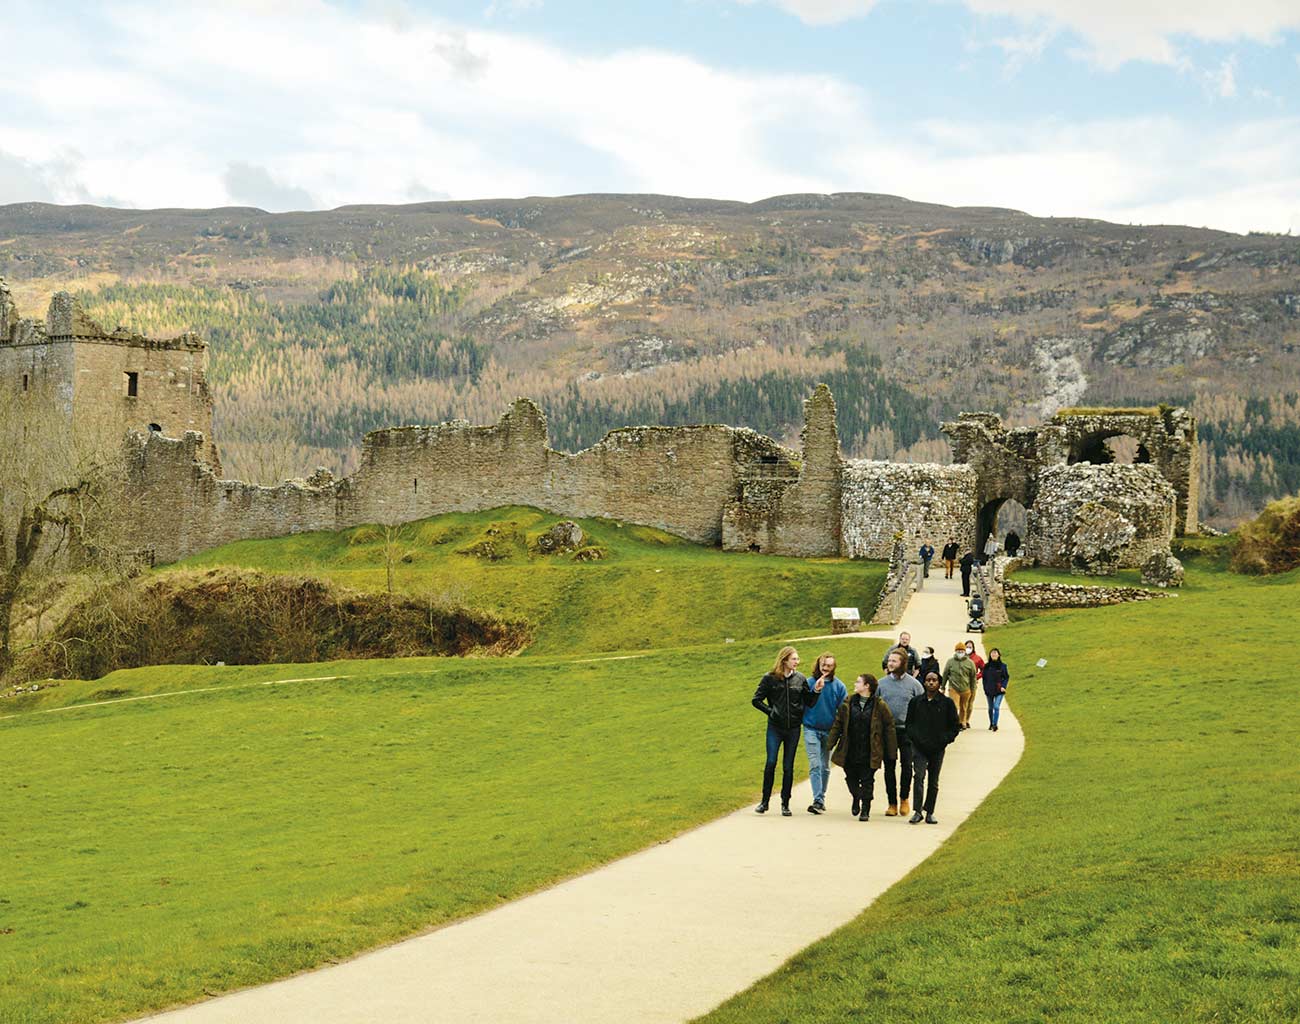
[752,671,815,730]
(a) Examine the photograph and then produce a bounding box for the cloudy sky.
[3,0,1299,232]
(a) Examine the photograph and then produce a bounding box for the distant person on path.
[879,632,920,675]
[941,538,959,579]
[919,542,935,578]
[964,640,985,684]
[959,550,976,596]
[1004,531,1021,557]
[907,671,961,824]
[943,642,977,730]
[983,648,1010,731]
[801,652,847,815]
[877,649,924,817]
[752,646,820,816]
[916,646,941,695]
[827,673,896,821]
[983,535,999,564]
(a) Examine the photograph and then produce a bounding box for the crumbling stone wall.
[1003,581,1173,608]
[841,462,977,559]
[721,385,843,557]
[1027,464,1176,572]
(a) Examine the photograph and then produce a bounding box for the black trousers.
[843,759,876,809]
[911,745,946,815]
[961,570,972,596]
[762,722,801,804]
[883,726,913,805]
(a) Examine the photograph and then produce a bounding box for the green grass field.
[696,539,1300,1023]
[176,507,886,656]
[0,509,888,1024]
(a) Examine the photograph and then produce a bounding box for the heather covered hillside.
[3,193,1298,526]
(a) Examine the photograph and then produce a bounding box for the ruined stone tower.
[0,279,219,470]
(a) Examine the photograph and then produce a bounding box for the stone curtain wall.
[841,462,978,559]
[342,399,763,546]
[120,432,336,565]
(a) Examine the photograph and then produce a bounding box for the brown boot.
[885,804,899,817]
[899,799,910,816]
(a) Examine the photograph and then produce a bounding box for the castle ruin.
[0,285,1197,573]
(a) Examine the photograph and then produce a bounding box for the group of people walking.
[751,634,1010,824]
[927,532,1022,595]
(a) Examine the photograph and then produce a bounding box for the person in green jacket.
[942,641,977,731]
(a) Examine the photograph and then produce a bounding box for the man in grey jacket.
[876,649,924,816]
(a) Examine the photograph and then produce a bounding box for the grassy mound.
[20,568,531,680]
[1231,494,1300,575]
[177,507,886,655]
[697,544,1300,1023]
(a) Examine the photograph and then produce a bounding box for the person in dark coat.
[1004,531,1021,557]
[959,550,976,596]
[941,538,959,579]
[906,671,961,824]
[916,646,941,695]
[826,674,897,820]
[982,647,1010,731]
[751,645,822,816]
[919,542,935,578]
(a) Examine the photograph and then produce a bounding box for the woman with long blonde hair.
[750,645,822,816]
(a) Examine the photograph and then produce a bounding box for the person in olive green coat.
[942,642,978,730]
[827,674,897,820]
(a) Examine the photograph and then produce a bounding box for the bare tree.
[0,402,132,677]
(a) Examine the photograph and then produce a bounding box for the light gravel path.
[138,573,1022,1024]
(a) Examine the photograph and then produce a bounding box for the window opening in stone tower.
[22,373,29,391]
[125,371,139,398]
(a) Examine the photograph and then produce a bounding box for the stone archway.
[1069,430,1152,466]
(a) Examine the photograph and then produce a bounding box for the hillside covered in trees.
[2,193,1298,526]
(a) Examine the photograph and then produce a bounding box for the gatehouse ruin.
[0,284,1197,573]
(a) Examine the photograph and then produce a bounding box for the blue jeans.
[763,722,801,805]
[988,692,1005,727]
[804,727,830,804]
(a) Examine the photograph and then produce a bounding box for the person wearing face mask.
[906,671,961,824]
[826,674,896,820]
[942,641,977,730]
[982,648,1010,731]
[916,646,941,694]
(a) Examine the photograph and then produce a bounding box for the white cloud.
[963,1,1300,68]
[0,1,1295,233]
[758,0,881,25]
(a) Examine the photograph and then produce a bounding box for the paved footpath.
[139,572,1022,1024]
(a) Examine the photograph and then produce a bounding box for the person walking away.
[941,538,959,579]
[876,649,923,817]
[942,642,977,730]
[1004,530,1021,557]
[983,648,1010,731]
[919,542,935,579]
[916,646,941,694]
[827,674,896,820]
[801,652,847,814]
[982,534,999,564]
[907,672,961,824]
[959,550,976,597]
[752,646,820,816]
[879,631,920,675]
